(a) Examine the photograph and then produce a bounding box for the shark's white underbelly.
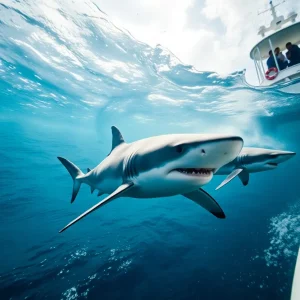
[88,170,123,195]
[131,170,205,198]
[98,177,123,194]
[89,173,203,198]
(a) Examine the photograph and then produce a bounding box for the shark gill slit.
[125,152,137,179]
[124,155,130,179]
[132,153,138,178]
[237,154,246,167]
[129,153,134,178]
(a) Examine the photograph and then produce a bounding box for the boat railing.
[253,38,300,85]
[253,47,267,84]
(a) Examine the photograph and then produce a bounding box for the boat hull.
[260,63,300,89]
[244,63,300,94]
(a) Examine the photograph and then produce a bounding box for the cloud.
[185,0,259,74]
[95,0,200,62]
[93,0,164,26]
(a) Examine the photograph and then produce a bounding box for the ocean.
[0,1,300,299]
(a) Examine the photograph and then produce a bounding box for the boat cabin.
[249,1,300,87]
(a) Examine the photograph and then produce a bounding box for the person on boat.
[266,50,276,69]
[286,42,300,67]
[275,47,288,70]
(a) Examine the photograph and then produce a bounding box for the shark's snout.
[164,135,243,188]
[223,136,244,155]
[215,136,243,159]
[271,151,296,163]
[201,136,243,170]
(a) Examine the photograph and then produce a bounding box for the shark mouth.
[175,168,214,176]
[267,163,278,167]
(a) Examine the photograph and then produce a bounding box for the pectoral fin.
[183,188,225,219]
[216,168,244,190]
[59,182,134,233]
[238,169,249,186]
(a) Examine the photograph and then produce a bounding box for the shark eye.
[176,145,183,153]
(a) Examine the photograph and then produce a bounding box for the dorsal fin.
[110,126,125,153]
[87,168,91,172]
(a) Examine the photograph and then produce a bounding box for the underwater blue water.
[1,1,300,299]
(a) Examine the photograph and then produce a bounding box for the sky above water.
[97,0,300,83]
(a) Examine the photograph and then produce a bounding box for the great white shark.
[58,126,243,232]
[215,147,296,190]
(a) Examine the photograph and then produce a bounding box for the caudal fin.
[58,157,84,203]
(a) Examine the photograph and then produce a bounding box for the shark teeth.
[175,168,214,176]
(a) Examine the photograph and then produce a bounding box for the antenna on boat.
[257,0,297,37]
[258,1,283,18]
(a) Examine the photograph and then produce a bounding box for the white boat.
[245,1,300,93]
[291,247,300,300]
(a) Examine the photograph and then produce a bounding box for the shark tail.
[58,157,85,203]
